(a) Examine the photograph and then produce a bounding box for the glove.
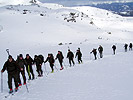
[1,70,3,73]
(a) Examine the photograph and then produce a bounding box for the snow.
[0,1,133,100]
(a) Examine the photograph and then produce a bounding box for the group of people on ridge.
[1,43,132,94]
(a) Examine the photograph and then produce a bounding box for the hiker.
[129,43,132,51]
[34,55,43,77]
[44,54,55,73]
[112,45,116,55]
[16,54,27,86]
[67,49,75,66]
[25,54,35,80]
[1,55,19,93]
[98,45,103,58]
[90,48,97,60]
[55,51,64,70]
[75,48,82,64]
[124,43,128,52]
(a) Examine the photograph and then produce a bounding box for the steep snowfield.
[0,1,133,100]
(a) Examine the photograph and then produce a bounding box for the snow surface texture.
[0,0,133,100]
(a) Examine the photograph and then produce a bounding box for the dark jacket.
[98,46,103,53]
[67,51,74,59]
[112,45,116,50]
[25,56,34,66]
[2,59,18,74]
[44,56,55,64]
[129,43,132,48]
[75,51,82,58]
[55,52,64,61]
[16,58,27,70]
[91,49,97,55]
[34,57,42,66]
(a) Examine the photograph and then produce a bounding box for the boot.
[9,89,13,94]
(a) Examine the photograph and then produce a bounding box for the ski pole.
[43,64,48,77]
[1,72,3,93]
[54,64,58,71]
[6,49,10,56]
[25,84,29,93]
[90,53,91,60]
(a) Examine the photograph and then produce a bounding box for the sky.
[38,0,133,6]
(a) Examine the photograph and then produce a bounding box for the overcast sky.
[38,0,133,6]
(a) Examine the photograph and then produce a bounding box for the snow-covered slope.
[0,1,133,100]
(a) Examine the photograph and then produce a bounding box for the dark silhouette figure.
[90,48,97,60]
[75,48,82,64]
[98,45,103,58]
[124,44,128,52]
[44,54,55,73]
[1,55,19,93]
[129,43,132,51]
[112,45,116,55]
[55,51,64,70]
[67,49,75,66]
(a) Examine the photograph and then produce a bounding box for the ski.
[5,92,15,98]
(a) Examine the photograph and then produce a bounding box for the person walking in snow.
[25,54,35,80]
[67,49,75,66]
[98,45,103,58]
[16,54,27,86]
[1,55,19,93]
[75,48,82,64]
[129,43,132,51]
[112,45,116,55]
[34,55,43,77]
[124,43,128,52]
[55,51,64,70]
[44,54,55,73]
[90,48,97,60]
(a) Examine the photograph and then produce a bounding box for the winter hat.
[26,54,29,56]
[19,54,23,57]
[34,55,37,58]
[8,55,12,59]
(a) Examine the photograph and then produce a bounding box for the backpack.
[38,55,44,63]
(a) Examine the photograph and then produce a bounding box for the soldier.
[67,49,75,66]
[98,45,103,58]
[90,48,97,60]
[112,45,116,55]
[25,54,35,80]
[44,54,55,73]
[16,54,27,86]
[34,55,43,77]
[1,55,19,93]
[55,51,64,70]
[124,43,128,52]
[75,48,82,64]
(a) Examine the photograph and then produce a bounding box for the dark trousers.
[77,57,82,63]
[50,63,54,71]
[36,65,43,76]
[69,58,75,66]
[93,53,97,60]
[8,72,18,89]
[17,71,26,84]
[59,60,63,67]
[99,52,103,58]
[26,65,34,79]
[129,48,132,51]
[113,50,116,55]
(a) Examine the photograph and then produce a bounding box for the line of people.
[1,43,132,94]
